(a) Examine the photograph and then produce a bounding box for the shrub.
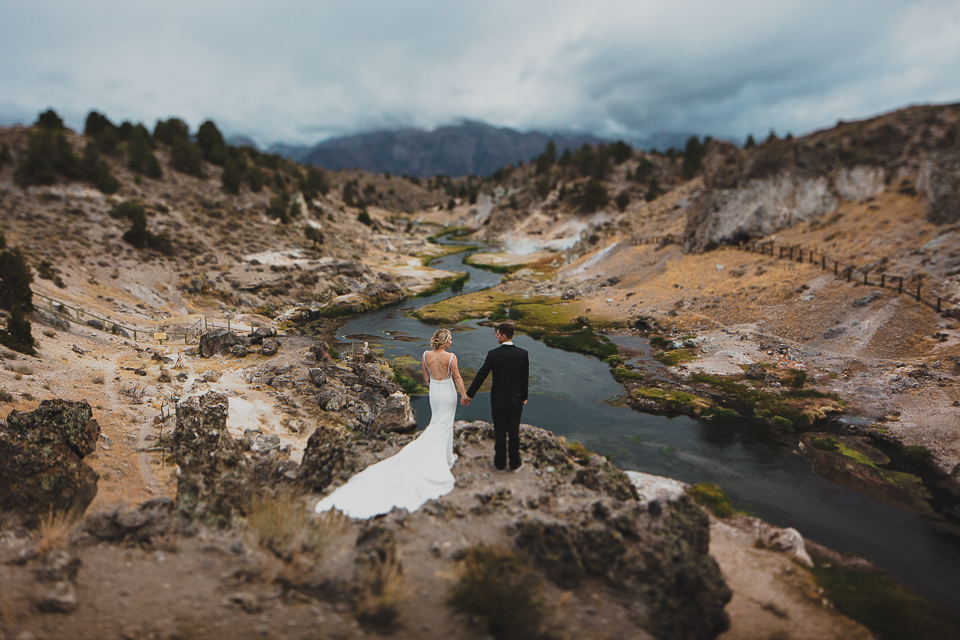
[634,156,653,182]
[119,205,174,255]
[221,157,242,194]
[645,176,660,202]
[35,109,64,130]
[535,175,551,199]
[610,139,632,164]
[681,135,708,180]
[152,117,190,145]
[534,141,556,176]
[170,138,205,177]
[197,120,226,164]
[449,545,545,640]
[579,179,609,213]
[247,165,264,192]
[81,142,120,194]
[342,179,362,207]
[614,191,630,212]
[782,368,807,388]
[15,129,82,186]
[357,210,373,226]
[304,226,324,247]
[36,260,65,288]
[299,166,329,200]
[687,482,736,517]
[266,194,291,224]
[744,133,757,149]
[84,111,113,136]
[127,128,162,178]
[0,231,5,249]
[109,200,146,220]
[0,143,10,168]
[903,445,931,466]
[0,248,34,311]
[0,305,36,356]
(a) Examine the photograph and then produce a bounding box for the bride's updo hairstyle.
[430,329,452,350]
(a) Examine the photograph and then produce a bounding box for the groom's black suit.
[466,343,529,470]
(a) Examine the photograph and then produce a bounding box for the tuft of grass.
[391,364,427,395]
[686,483,737,518]
[0,388,12,402]
[449,545,545,640]
[542,329,617,359]
[811,564,960,640]
[246,490,345,561]
[10,362,34,376]
[34,509,77,555]
[355,554,405,630]
[91,372,105,385]
[566,440,593,464]
[781,368,807,388]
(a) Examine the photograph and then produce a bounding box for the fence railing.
[630,234,681,246]
[737,241,952,313]
[32,291,264,344]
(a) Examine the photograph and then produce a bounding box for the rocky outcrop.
[198,329,239,358]
[686,104,960,249]
[173,392,294,526]
[0,400,100,523]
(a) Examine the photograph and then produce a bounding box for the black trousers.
[491,405,523,470]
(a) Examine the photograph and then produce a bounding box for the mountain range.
[265,121,688,177]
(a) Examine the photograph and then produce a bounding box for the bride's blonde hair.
[430,329,452,350]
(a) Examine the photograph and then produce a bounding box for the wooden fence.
[737,241,952,314]
[32,292,260,344]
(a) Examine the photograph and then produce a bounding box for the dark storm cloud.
[1,0,958,145]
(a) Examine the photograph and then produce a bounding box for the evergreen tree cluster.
[0,246,36,355]
[109,201,174,255]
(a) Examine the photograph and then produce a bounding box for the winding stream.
[335,247,960,611]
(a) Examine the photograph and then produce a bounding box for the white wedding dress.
[314,352,457,519]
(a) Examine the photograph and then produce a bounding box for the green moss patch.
[416,272,470,298]
[632,387,714,416]
[800,433,932,514]
[687,483,737,518]
[655,348,698,366]
[811,564,960,640]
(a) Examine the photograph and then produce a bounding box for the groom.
[463,323,529,471]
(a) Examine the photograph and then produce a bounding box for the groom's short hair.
[496,323,515,339]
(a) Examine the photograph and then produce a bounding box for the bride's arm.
[421,352,430,385]
[450,354,468,398]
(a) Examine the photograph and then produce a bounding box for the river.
[335,246,960,611]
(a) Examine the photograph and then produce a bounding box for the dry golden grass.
[355,552,405,630]
[246,489,346,561]
[34,509,77,555]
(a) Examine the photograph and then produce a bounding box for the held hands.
[460,396,471,406]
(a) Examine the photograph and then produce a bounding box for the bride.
[315,329,468,519]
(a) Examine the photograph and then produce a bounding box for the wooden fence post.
[822,255,826,269]
[864,271,869,285]
[789,247,794,260]
[779,247,784,258]
[937,297,942,312]
[847,267,853,283]
[916,282,922,301]
[881,274,885,288]
[834,262,838,276]
[898,278,903,294]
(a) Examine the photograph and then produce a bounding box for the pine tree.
[0,305,36,356]
[0,249,34,311]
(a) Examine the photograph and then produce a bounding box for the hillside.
[3,105,960,639]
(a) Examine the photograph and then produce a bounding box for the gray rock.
[822,325,847,340]
[745,363,767,380]
[852,291,883,308]
[198,329,239,358]
[33,309,70,332]
[260,339,279,356]
[243,429,280,454]
[85,319,104,331]
[226,592,262,613]
[36,581,78,613]
[0,400,100,524]
[370,391,417,434]
[34,550,81,583]
[83,497,175,543]
[110,324,130,338]
[231,345,249,358]
[308,368,328,387]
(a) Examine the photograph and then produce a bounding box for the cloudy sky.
[1,1,959,146]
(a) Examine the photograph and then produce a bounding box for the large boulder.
[174,393,252,525]
[198,329,239,358]
[370,391,417,434]
[0,400,100,523]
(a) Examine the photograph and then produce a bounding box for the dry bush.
[34,509,77,555]
[355,553,404,630]
[246,490,345,561]
[8,362,33,376]
[449,545,546,640]
[90,372,105,384]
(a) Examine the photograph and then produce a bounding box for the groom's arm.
[521,351,529,404]
[466,355,492,398]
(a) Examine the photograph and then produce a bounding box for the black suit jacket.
[466,344,529,408]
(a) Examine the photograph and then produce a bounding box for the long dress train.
[314,354,457,519]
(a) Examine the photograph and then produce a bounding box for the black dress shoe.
[509,461,523,472]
